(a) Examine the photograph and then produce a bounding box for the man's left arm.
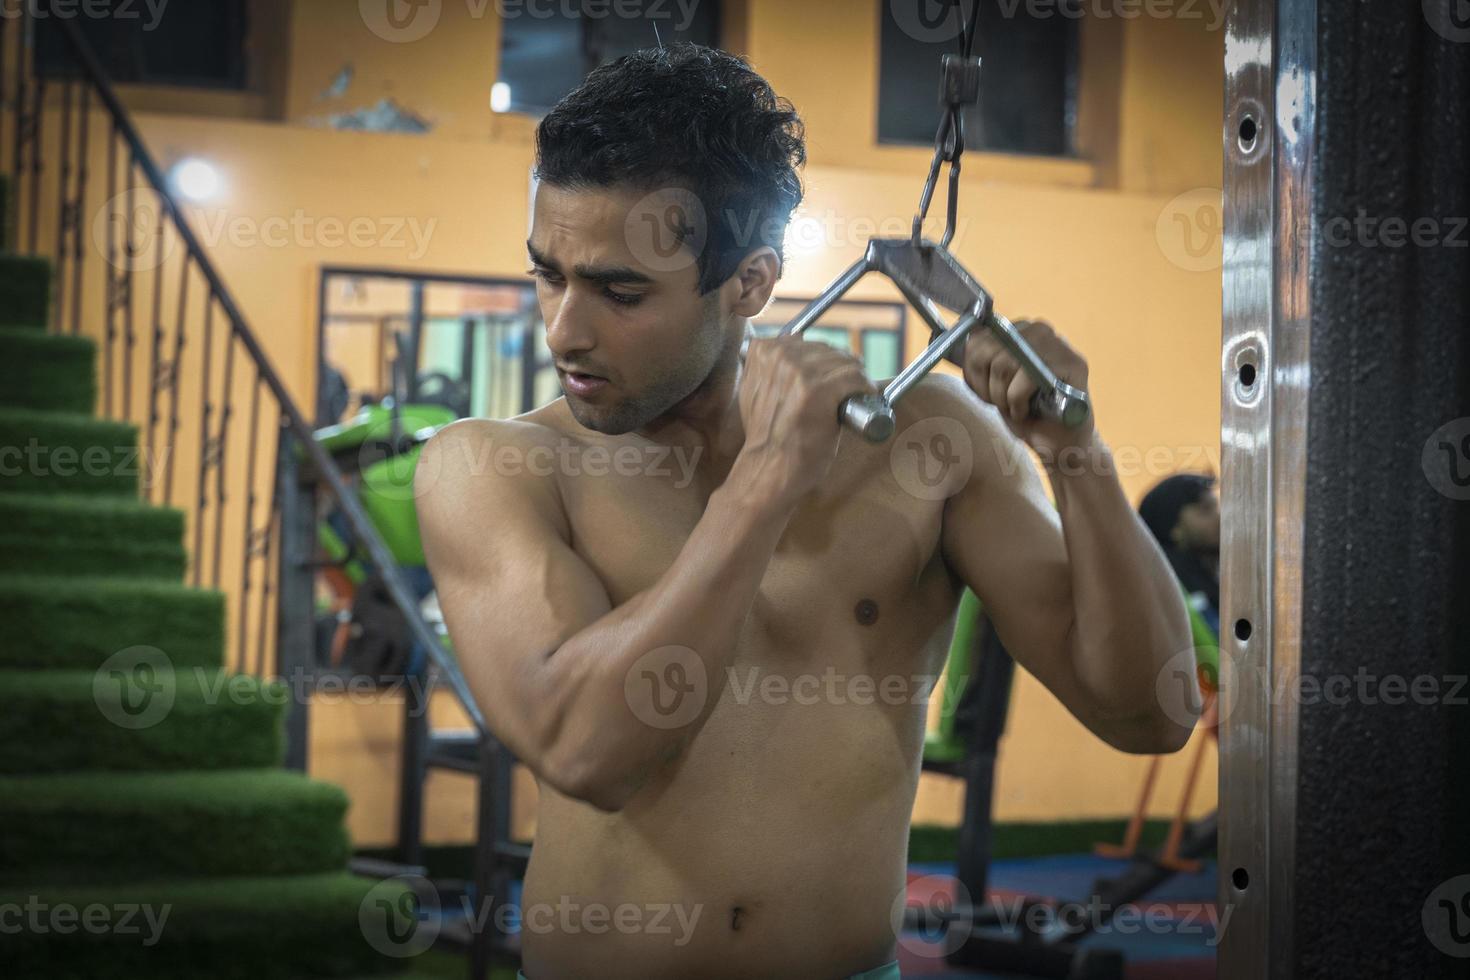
[932,319,1201,754]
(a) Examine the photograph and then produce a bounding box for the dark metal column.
[1221,2,1470,977]
[1293,3,1470,978]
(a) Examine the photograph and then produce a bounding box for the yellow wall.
[105,0,1223,846]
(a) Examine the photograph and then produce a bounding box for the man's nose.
[543,289,597,359]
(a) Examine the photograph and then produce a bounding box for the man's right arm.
[415,418,798,812]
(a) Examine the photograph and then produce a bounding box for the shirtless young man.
[416,43,1198,980]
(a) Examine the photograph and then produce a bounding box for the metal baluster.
[162,257,188,505]
[67,84,88,336]
[143,214,165,505]
[121,159,136,420]
[238,372,264,672]
[0,10,9,176]
[254,425,282,679]
[7,10,27,227]
[211,323,237,589]
[102,122,116,417]
[26,71,42,254]
[51,74,72,332]
[192,298,216,588]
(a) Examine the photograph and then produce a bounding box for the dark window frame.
[495,0,724,118]
[34,1,251,91]
[876,1,1080,158]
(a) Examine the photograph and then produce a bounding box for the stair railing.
[0,9,488,755]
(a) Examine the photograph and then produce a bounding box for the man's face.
[1173,487,1221,553]
[526,182,733,435]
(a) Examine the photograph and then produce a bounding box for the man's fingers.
[963,327,1003,393]
[1005,366,1037,423]
[987,355,1018,413]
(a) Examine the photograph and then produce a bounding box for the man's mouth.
[559,368,609,396]
[560,368,604,379]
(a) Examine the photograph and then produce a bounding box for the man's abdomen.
[518,696,926,980]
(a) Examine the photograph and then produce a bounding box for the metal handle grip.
[986,312,1091,429]
[1028,379,1091,428]
[840,393,896,443]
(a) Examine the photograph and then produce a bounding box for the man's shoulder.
[416,409,577,509]
[872,372,1033,498]
[423,401,581,464]
[883,372,1012,444]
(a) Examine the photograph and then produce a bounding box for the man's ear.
[726,247,780,318]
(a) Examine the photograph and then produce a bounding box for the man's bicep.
[416,423,612,757]
[939,401,1082,702]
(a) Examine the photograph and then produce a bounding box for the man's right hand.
[733,335,879,510]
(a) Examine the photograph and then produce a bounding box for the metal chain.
[910,0,981,249]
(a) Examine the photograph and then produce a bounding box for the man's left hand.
[960,317,1097,464]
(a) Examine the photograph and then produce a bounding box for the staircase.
[0,180,444,978]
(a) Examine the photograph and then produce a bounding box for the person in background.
[1138,473,1221,638]
[1093,472,1222,870]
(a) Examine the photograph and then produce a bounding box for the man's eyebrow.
[525,241,656,286]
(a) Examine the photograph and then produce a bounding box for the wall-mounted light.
[170,157,222,203]
[490,82,512,114]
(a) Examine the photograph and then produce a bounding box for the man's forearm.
[533,453,797,810]
[1048,433,1199,742]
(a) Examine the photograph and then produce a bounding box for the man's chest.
[559,465,956,669]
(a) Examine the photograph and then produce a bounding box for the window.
[496,0,723,116]
[879,1,1078,156]
[749,298,908,381]
[316,270,550,426]
[36,1,249,89]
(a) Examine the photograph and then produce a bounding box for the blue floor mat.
[440,855,1218,978]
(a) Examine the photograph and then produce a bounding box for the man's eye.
[527,268,562,284]
[604,289,643,306]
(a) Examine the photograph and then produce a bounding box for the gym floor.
[900,855,1217,978]
[422,852,1218,979]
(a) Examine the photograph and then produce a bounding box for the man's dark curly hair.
[534,43,806,295]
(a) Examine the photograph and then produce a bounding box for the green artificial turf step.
[0,408,140,497]
[0,253,50,329]
[0,492,186,581]
[0,575,224,672]
[1,669,287,775]
[0,769,351,886]
[0,872,425,980]
[0,326,95,414]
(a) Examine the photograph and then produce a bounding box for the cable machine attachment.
[779,47,1090,443]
